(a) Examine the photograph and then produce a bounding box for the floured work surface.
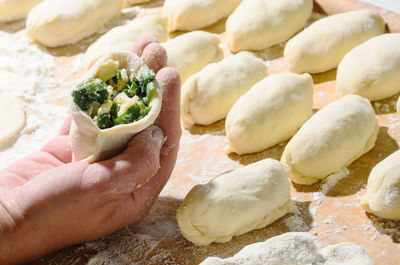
[0,0,394,264]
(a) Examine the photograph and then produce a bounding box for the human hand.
[0,36,181,265]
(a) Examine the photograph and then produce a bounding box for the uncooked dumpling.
[162,31,223,83]
[84,15,168,69]
[176,159,291,246]
[359,150,400,220]
[284,9,384,74]
[281,95,378,185]
[0,0,42,22]
[162,0,242,32]
[181,52,267,129]
[226,73,313,155]
[26,0,125,47]
[337,33,400,101]
[0,95,25,148]
[70,52,162,163]
[226,0,313,52]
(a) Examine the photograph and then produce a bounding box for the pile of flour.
[0,31,68,169]
[200,232,373,265]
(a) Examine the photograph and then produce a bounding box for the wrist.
[0,188,48,265]
[0,189,21,264]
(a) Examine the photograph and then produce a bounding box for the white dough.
[181,52,268,129]
[226,0,313,52]
[84,15,168,69]
[176,159,291,246]
[0,0,42,22]
[162,0,242,32]
[281,95,378,185]
[26,0,125,47]
[337,33,400,101]
[162,31,223,83]
[70,52,162,163]
[126,0,149,5]
[0,95,25,148]
[284,9,385,74]
[226,73,313,155]
[359,150,400,220]
[200,232,373,265]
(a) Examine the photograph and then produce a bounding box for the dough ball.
[181,52,267,129]
[225,73,313,155]
[337,33,400,101]
[176,159,292,246]
[281,95,378,185]
[162,31,223,83]
[84,15,168,69]
[284,9,384,74]
[26,0,124,47]
[226,0,312,52]
[0,0,42,22]
[162,0,242,32]
[0,95,25,148]
[359,150,400,220]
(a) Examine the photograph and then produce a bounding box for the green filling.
[72,79,108,111]
[72,64,157,130]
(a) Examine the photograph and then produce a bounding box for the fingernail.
[151,127,164,147]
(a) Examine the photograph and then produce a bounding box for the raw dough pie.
[70,52,162,163]
[181,52,267,129]
[176,159,292,246]
[0,0,42,22]
[337,33,400,101]
[162,0,242,32]
[226,0,313,52]
[27,0,125,47]
[225,73,313,155]
[281,95,378,185]
[284,9,384,74]
[84,15,168,69]
[360,150,400,220]
[162,31,223,83]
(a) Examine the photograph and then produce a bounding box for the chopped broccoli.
[73,79,108,111]
[115,104,142,125]
[97,113,113,129]
[76,61,157,130]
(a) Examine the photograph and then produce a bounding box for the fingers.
[103,67,181,228]
[41,135,72,164]
[59,115,72,135]
[91,126,164,192]
[126,68,182,223]
[141,43,167,73]
[132,35,158,57]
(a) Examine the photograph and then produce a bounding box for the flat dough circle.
[0,95,25,147]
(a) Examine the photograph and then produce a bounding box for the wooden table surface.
[7,0,397,264]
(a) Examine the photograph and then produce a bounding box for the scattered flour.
[313,168,350,204]
[0,31,68,169]
[200,232,373,265]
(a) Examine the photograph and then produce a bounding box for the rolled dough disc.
[0,95,26,147]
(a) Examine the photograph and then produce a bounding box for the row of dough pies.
[5,0,400,247]
[165,1,400,248]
